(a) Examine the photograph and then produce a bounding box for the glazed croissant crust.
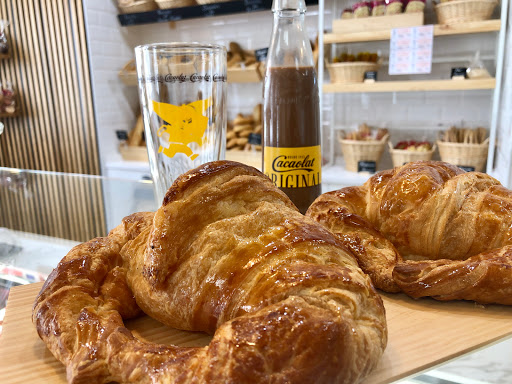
[307,161,512,305]
[33,161,387,384]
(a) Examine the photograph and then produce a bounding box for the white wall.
[83,0,141,171]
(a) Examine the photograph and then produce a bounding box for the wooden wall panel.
[0,0,106,242]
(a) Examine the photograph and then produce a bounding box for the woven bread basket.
[339,134,389,172]
[117,0,158,13]
[437,139,489,172]
[155,0,196,8]
[434,0,498,24]
[326,62,379,84]
[388,142,436,168]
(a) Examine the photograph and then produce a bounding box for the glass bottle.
[263,0,321,214]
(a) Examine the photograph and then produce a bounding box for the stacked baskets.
[434,0,498,24]
[327,62,380,84]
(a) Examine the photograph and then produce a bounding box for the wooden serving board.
[1,283,511,383]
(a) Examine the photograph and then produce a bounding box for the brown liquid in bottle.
[263,66,321,214]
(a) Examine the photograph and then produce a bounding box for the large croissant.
[33,161,387,384]
[307,161,512,305]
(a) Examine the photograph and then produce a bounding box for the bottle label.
[264,146,321,188]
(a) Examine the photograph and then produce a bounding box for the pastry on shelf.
[227,42,258,69]
[227,104,262,151]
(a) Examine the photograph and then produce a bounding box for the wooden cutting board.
[1,283,511,383]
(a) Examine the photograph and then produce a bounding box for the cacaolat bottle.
[263,0,321,214]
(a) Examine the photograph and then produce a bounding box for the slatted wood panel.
[0,169,106,242]
[0,0,106,241]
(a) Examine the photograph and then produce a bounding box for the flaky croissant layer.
[308,161,512,305]
[33,161,387,384]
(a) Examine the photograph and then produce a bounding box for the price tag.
[458,165,476,172]
[389,25,433,75]
[116,130,129,141]
[201,4,221,17]
[358,161,376,173]
[244,0,266,12]
[255,48,269,62]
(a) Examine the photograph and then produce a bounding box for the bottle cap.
[272,0,307,12]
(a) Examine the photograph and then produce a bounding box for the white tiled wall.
[83,0,144,171]
[83,0,511,185]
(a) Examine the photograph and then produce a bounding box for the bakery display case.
[0,164,511,383]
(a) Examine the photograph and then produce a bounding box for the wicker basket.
[117,0,158,13]
[389,142,436,168]
[155,0,196,8]
[437,139,489,172]
[339,134,389,172]
[326,62,379,84]
[434,0,498,24]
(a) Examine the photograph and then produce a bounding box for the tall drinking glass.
[135,43,227,203]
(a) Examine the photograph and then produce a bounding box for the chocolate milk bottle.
[263,0,321,214]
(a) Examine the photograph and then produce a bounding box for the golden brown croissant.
[307,161,512,305]
[33,161,387,384]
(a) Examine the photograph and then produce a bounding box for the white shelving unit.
[317,0,510,187]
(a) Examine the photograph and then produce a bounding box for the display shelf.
[332,12,424,35]
[117,0,318,26]
[324,19,501,44]
[323,78,496,94]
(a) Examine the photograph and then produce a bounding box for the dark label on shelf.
[364,71,377,81]
[201,4,222,17]
[458,165,475,172]
[255,48,269,62]
[451,67,467,79]
[244,0,269,12]
[358,161,376,173]
[116,130,129,141]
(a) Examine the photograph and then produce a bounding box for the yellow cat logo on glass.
[153,98,211,160]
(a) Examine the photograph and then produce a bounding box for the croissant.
[33,161,387,384]
[307,161,512,305]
